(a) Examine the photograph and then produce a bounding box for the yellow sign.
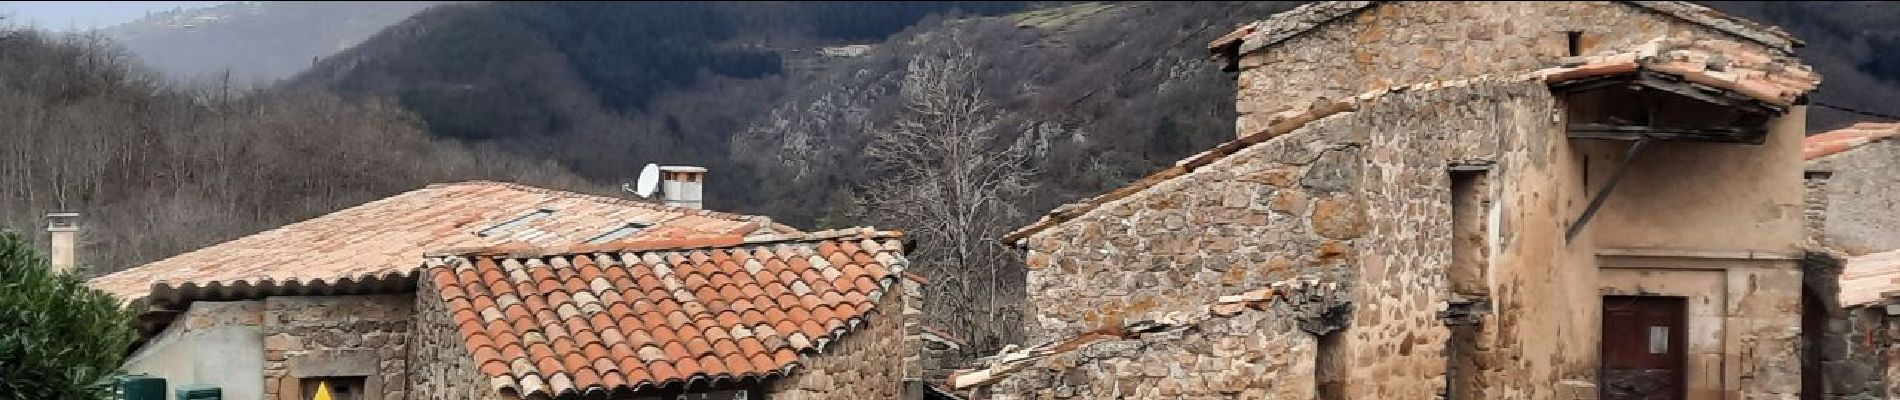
[311,381,334,400]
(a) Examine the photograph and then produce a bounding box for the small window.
[1565,31,1584,57]
[587,222,654,244]
[300,376,368,400]
[477,209,554,237]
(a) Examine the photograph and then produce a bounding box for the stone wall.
[1802,251,1897,400]
[1018,112,1364,398]
[1810,141,1900,255]
[987,300,1322,399]
[1230,1,1784,140]
[764,276,916,399]
[1011,79,1570,398]
[410,278,500,400]
[966,279,1347,400]
[1347,79,1588,399]
[1806,170,1834,248]
[263,295,414,400]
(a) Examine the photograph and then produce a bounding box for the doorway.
[1601,296,1688,400]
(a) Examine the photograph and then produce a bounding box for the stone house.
[90,180,932,400]
[1798,122,1900,399]
[1803,122,1900,256]
[951,2,1823,399]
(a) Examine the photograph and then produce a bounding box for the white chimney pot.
[660,166,707,209]
[45,212,79,273]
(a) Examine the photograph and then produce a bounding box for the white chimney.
[660,166,706,209]
[45,212,79,273]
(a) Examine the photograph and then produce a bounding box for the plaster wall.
[1580,107,1808,254]
[1598,259,1803,399]
[123,301,267,400]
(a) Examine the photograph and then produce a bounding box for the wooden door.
[1601,296,1688,400]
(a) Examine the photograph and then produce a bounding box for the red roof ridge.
[429,180,795,231]
[423,227,903,259]
[740,227,904,245]
[1805,122,1900,161]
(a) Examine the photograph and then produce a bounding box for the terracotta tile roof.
[1839,249,1900,307]
[1805,122,1900,161]
[1209,1,1800,60]
[427,228,907,399]
[947,278,1344,390]
[91,181,795,301]
[1533,36,1819,106]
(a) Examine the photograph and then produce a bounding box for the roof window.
[586,222,653,244]
[477,209,554,237]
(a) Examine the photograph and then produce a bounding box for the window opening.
[587,222,654,244]
[476,209,554,237]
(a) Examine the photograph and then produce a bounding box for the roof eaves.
[1804,122,1900,161]
[1533,36,1819,107]
[1210,1,1800,62]
[422,227,903,260]
[436,181,783,225]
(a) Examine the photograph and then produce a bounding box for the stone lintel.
[1596,247,1802,262]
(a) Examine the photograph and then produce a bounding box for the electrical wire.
[1813,101,1900,121]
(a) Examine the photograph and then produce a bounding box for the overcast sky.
[0,1,231,31]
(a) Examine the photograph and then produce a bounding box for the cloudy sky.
[0,1,230,31]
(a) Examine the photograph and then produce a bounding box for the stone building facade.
[1797,122,1900,399]
[1804,122,1900,256]
[123,295,416,400]
[122,231,925,400]
[1213,1,1796,141]
[98,181,926,400]
[964,2,1817,399]
[263,295,414,400]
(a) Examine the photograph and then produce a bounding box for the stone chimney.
[45,212,79,273]
[660,166,707,209]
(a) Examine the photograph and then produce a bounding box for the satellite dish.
[633,163,661,198]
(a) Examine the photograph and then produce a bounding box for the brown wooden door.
[1601,296,1688,400]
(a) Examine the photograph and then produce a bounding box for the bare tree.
[858,34,1038,351]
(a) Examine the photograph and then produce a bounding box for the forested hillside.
[0,28,599,277]
[297,0,1310,351]
[290,1,1900,351]
[295,1,1306,227]
[101,1,443,85]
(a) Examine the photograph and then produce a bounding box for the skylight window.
[586,222,653,244]
[477,209,554,237]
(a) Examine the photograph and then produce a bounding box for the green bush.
[0,231,137,400]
